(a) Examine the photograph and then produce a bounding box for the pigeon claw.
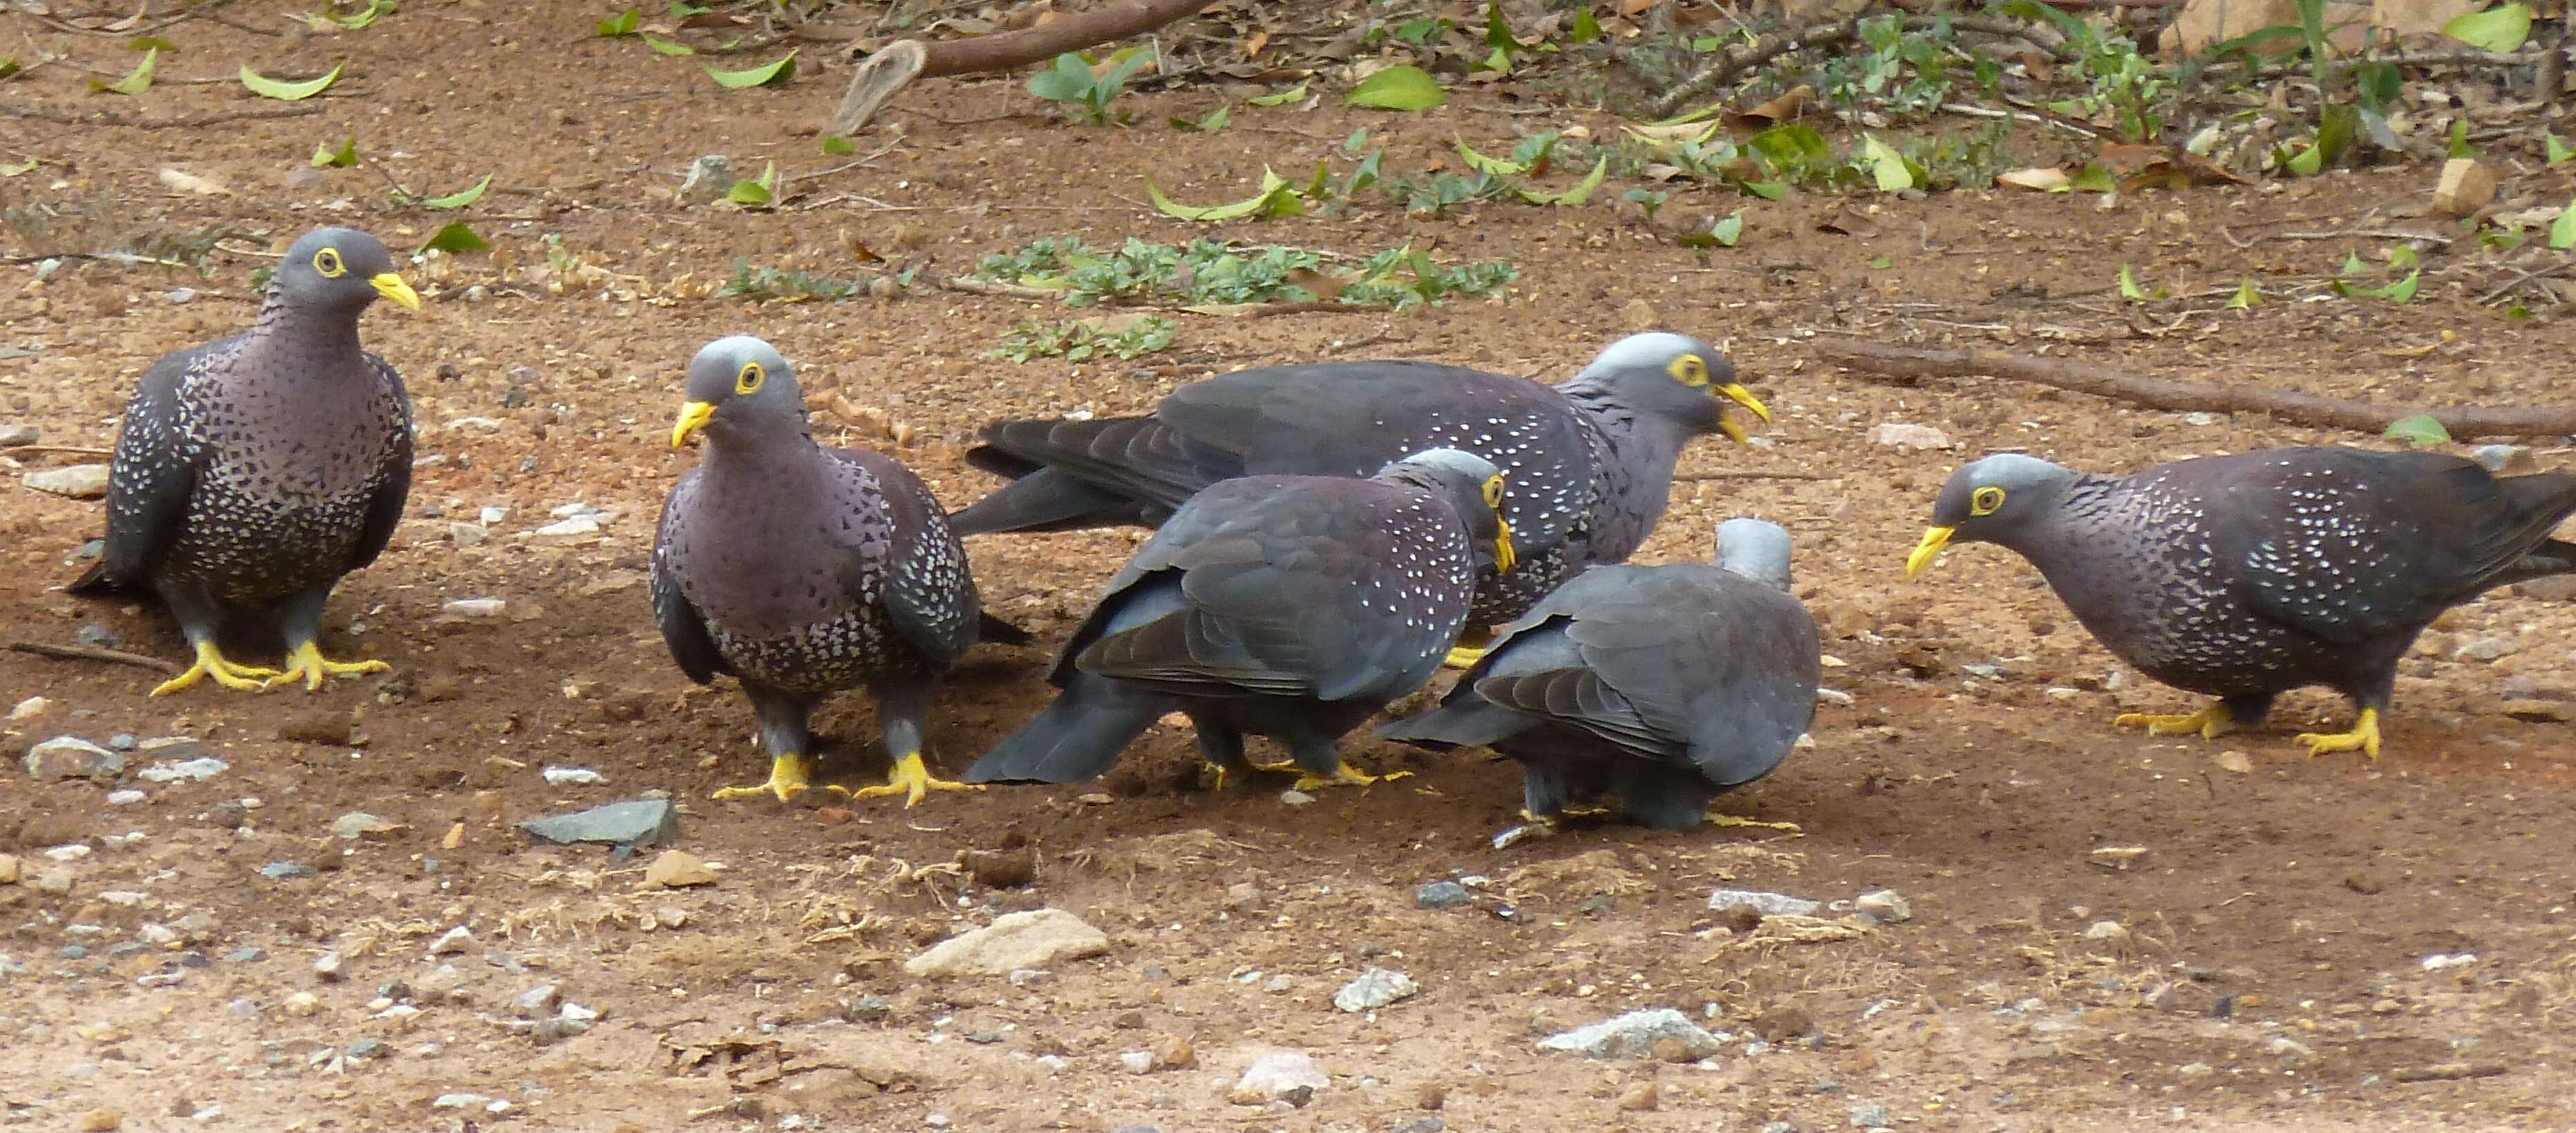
[2113,702,2236,740]
[849,751,982,808]
[151,641,283,696]
[262,642,391,691]
[2294,708,2381,761]
[712,752,849,803]
[1288,762,1412,793]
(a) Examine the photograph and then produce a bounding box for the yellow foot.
[1289,762,1415,793]
[850,751,983,808]
[2113,702,2236,740]
[2294,707,2381,761]
[1250,758,1301,775]
[150,641,283,697]
[262,642,391,691]
[712,753,849,803]
[1705,811,1804,833]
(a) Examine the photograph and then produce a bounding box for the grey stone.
[104,789,145,805]
[1537,1009,1723,1060]
[1395,1122,1446,1133]
[315,951,345,981]
[1707,888,1819,917]
[1415,881,1472,909]
[513,982,562,1016]
[203,800,249,828]
[2471,444,2535,473]
[60,945,88,959]
[139,758,229,783]
[425,926,475,956]
[1853,890,1911,923]
[541,765,606,786]
[137,736,203,759]
[345,1038,387,1060]
[26,736,124,781]
[259,862,315,880]
[1230,1050,1328,1103]
[1110,1126,1164,1133]
[1759,1123,1800,1133]
[331,812,398,840]
[516,799,679,847]
[678,156,735,204]
[34,870,71,895]
[1851,1104,1893,1130]
[223,947,266,963]
[0,423,36,447]
[1120,1050,1154,1074]
[2454,636,2517,662]
[225,997,258,1018]
[24,464,109,498]
[104,732,136,751]
[903,909,1109,978]
[1332,968,1419,1013]
[2519,575,2576,602]
[441,597,505,617]
[845,993,891,1022]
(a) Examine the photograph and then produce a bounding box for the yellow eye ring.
[312,247,346,278]
[1970,486,2006,516]
[1482,475,1504,507]
[1667,354,1709,388]
[734,362,766,395]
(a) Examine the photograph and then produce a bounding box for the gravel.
[1415,881,1472,909]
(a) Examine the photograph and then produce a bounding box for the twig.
[0,444,112,458]
[1653,14,2067,118]
[1812,338,2576,440]
[2271,228,2453,247]
[0,101,324,128]
[2477,261,2576,305]
[939,277,1063,301]
[6,641,180,676]
[2389,1063,2508,1083]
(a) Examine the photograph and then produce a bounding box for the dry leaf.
[1617,0,1659,14]
[645,849,718,888]
[1284,265,1348,301]
[1243,30,1268,57]
[1733,84,1812,125]
[1998,167,2070,191]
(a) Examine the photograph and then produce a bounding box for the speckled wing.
[650,469,731,685]
[2212,449,2576,646]
[1498,565,1819,786]
[833,447,981,669]
[344,350,415,573]
[1070,478,1464,703]
[71,338,234,594]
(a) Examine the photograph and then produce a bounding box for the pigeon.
[654,336,1012,805]
[963,448,1517,792]
[1378,518,1817,831]
[949,333,1766,662]
[1907,447,2576,759]
[68,227,420,695]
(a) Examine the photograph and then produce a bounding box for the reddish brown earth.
[6,5,2576,1131]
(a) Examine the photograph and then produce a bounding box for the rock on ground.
[25,464,109,498]
[1537,1009,1724,1060]
[1333,968,1420,1013]
[516,799,679,847]
[903,909,1109,978]
[1230,1050,1329,1103]
[1707,888,1819,917]
[26,736,124,781]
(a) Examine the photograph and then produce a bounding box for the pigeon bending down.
[1907,447,2576,760]
[68,227,420,695]
[949,333,1766,665]
[963,448,1517,793]
[653,336,1014,806]
[1378,518,1818,832]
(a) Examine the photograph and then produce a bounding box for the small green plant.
[1817,12,1954,116]
[971,236,1514,312]
[990,317,1177,362]
[1028,50,1151,125]
[1623,187,1669,225]
[721,259,865,301]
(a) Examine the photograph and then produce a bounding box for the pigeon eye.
[312,248,346,278]
[734,362,766,395]
[1668,355,1709,388]
[1482,476,1503,507]
[1970,486,2007,516]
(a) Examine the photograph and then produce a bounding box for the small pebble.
[1415,881,1472,909]
[223,947,266,964]
[259,862,315,880]
[344,1038,387,1060]
[426,926,475,956]
[1851,1103,1893,1130]
[315,951,346,981]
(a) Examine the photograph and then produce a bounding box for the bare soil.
[7,6,2576,1131]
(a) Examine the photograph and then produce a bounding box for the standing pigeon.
[654,336,1003,805]
[68,227,419,695]
[949,333,1766,662]
[1906,448,2576,760]
[963,449,1517,791]
[1378,518,1818,831]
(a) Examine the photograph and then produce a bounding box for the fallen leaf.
[1284,265,1348,301]
[1731,84,1810,126]
[1997,167,2070,191]
[645,849,719,888]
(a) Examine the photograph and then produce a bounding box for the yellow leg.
[2113,702,2237,740]
[712,752,847,803]
[1705,810,1804,833]
[263,641,391,691]
[2294,707,2381,761]
[150,640,282,697]
[1443,626,1495,671]
[849,751,983,808]
[1289,761,1415,793]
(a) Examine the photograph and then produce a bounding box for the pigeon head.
[272,227,417,315]
[671,335,806,449]
[1906,453,2079,578]
[1380,447,1518,576]
[1572,332,1770,444]
[1714,517,1794,592]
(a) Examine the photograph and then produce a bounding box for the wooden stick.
[1,445,113,458]
[1810,338,2576,440]
[831,0,1215,134]
[6,641,180,675]
[0,102,326,129]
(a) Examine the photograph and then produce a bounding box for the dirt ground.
[8,5,2576,1131]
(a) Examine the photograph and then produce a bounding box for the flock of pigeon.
[60,225,2576,834]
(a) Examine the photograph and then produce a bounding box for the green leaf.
[1677,209,1744,248]
[417,221,488,254]
[1026,53,1093,103]
[91,47,155,95]
[1345,65,1444,111]
[1858,134,1914,191]
[2552,200,2576,250]
[705,51,795,88]
[642,35,694,55]
[1746,123,1831,169]
[418,173,492,209]
[2285,142,2324,176]
[2387,244,2419,271]
[2382,413,2451,447]
[2449,118,2476,159]
[1456,138,1526,177]
[2443,3,2532,51]
[1868,254,1893,270]
[0,59,19,82]
[1247,82,1307,106]
[2549,133,2574,164]
[2067,162,2116,194]
[2337,268,2420,302]
[0,156,37,178]
[2118,264,2147,301]
[597,7,640,35]
[240,63,343,100]
[332,0,396,29]
[1570,6,1600,42]
[1737,180,1788,200]
[1519,155,1606,205]
[820,134,855,155]
[729,176,773,206]
[1145,169,1300,221]
[311,135,358,168]
[1169,104,1229,132]
[2226,278,2260,310]
[127,35,179,53]
[2340,252,2368,275]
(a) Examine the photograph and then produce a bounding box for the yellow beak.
[1714,382,1771,444]
[369,272,420,312]
[1905,525,1956,579]
[1492,518,1517,576]
[671,400,716,450]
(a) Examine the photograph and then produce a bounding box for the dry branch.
[1651,15,2065,119]
[1812,338,2576,440]
[0,102,325,128]
[831,0,1214,134]
[6,641,180,675]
